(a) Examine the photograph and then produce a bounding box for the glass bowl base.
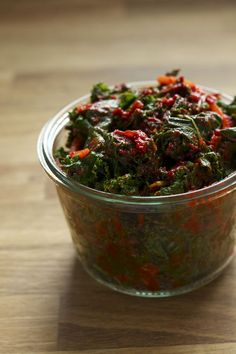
[80,251,235,298]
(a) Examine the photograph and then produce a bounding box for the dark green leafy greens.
[218,96,236,120]
[55,72,236,196]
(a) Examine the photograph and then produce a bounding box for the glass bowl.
[37,81,236,297]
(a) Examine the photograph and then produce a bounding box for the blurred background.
[1,0,236,177]
[1,0,236,162]
[0,0,236,352]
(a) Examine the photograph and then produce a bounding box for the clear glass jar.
[38,82,236,297]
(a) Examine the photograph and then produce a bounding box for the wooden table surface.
[1,0,236,353]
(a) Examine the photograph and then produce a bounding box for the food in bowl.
[55,70,236,196]
[38,70,236,297]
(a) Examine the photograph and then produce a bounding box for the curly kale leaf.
[218,127,236,172]
[54,147,68,159]
[85,127,106,151]
[66,104,114,148]
[194,112,222,140]
[140,95,156,109]
[68,107,80,122]
[218,96,236,119]
[119,91,137,110]
[91,83,111,103]
[156,125,201,162]
[156,164,193,196]
[190,151,225,188]
[64,151,110,189]
[157,151,224,196]
[103,174,140,195]
[220,127,236,140]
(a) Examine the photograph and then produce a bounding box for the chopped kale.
[67,151,111,189]
[54,72,236,196]
[91,83,111,103]
[218,127,236,172]
[103,174,140,195]
[119,91,137,110]
[194,113,221,140]
[54,147,68,159]
[218,96,236,119]
[155,125,200,161]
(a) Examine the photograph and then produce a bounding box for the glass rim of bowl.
[37,80,236,206]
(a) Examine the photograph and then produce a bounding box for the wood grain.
[0,0,236,353]
[3,343,236,354]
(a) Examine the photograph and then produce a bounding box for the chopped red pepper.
[113,107,129,120]
[189,93,200,103]
[162,94,178,107]
[128,100,144,116]
[114,129,150,154]
[157,75,196,89]
[222,115,233,128]
[157,75,177,86]
[69,148,90,159]
[76,103,92,114]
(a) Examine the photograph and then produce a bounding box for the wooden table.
[1,1,236,353]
